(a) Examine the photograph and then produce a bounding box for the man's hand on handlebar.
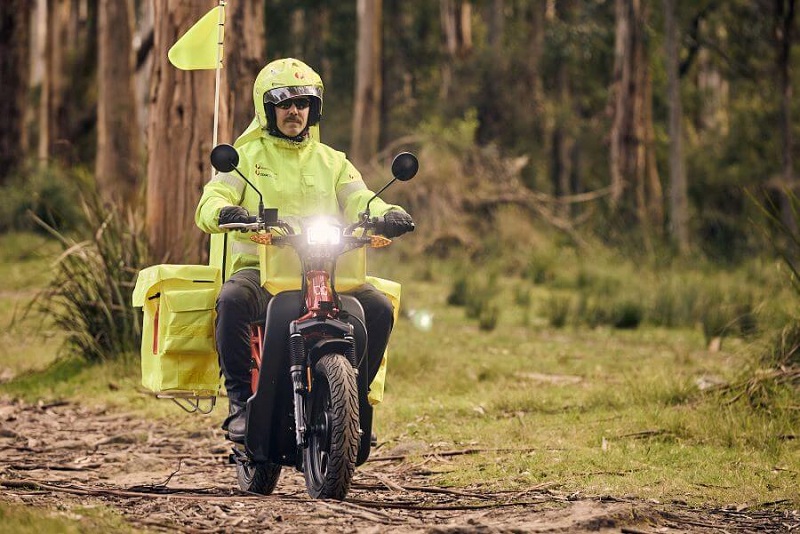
[380,211,415,238]
[219,205,257,227]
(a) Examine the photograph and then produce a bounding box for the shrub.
[543,294,571,328]
[526,251,557,285]
[478,303,500,331]
[715,188,800,416]
[30,193,149,362]
[514,286,532,310]
[611,299,643,329]
[647,274,704,328]
[0,163,83,233]
[446,273,470,307]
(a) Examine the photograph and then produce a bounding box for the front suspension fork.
[289,333,307,448]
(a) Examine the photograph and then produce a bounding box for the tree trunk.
[609,0,633,212]
[146,0,228,263]
[695,21,729,137]
[776,0,797,233]
[290,8,305,60]
[643,61,664,233]
[609,0,659,235]
[488,0,505,52]
[440,0,472,101]
[96,0,141,209]
[527,1,546,114]
[41,0,97,166]
[351,0,382,165]
[664,0,689,253]
[0,0,32,183]
[134,0,154,148]
[226,0,265,136]
[40,0,64,161]
[440,0,456,100]
[550,0,575,219]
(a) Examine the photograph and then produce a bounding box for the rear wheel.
[303,353,359,499]
[236,459,281,495]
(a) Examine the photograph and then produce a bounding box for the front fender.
[308,338,354,365]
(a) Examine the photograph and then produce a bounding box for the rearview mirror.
[391,152,418,182]
[210,144,240,173]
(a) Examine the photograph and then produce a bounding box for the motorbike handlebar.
[220,214,409,241]
[219,221,260,231]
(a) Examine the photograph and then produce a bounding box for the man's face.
[275,97,310,138]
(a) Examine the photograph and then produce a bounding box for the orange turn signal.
[370,235,392,248]
[250,233,272,245]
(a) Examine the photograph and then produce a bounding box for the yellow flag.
[168,5,224,70]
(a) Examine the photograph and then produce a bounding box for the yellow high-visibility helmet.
[253,58,324,134]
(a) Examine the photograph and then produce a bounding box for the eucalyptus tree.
[96,0,141,209]
[0,0,32,183]
[146,0,229,263]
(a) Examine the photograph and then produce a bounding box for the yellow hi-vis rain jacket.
[195,121,406,404]
[196,123,405,276]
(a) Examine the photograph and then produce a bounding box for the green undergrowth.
[2,230,798,509]
[369,242,799,507]
[0,499,136,534]
[375,276,799,506]
[0,232,63,377]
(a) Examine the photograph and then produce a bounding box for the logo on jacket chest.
[254,164,274,178]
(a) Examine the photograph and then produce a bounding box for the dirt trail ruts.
[0,397,795,533]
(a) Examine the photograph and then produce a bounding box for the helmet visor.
[264,85,323,105]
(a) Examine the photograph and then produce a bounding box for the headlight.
[306,222,341,245]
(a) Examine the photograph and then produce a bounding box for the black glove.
[218,205,253,226]
[381,211,415,238]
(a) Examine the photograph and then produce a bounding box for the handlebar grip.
[370,217,387,236]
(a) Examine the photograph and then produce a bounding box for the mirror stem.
[363,178,397,220]
[229,164,265,222]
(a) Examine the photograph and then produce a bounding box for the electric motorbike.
[210,144,417,500]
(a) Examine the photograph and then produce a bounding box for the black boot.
[222,399,247,443]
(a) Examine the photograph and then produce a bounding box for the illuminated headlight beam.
[306,221,341,245]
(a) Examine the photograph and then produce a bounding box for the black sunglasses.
[275,97,311,110]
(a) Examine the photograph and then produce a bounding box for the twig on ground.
[7,463,101,471]
[368,447,536,462]
[320,499,400,523]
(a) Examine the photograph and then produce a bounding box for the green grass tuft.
[30,192,149,362]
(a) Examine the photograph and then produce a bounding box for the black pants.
[215,269,394,404]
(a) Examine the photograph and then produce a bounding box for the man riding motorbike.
[195,58,414,443]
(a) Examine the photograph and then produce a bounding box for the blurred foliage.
[259,0,793,261]
[0,163,85,233]
[9,0,798,262]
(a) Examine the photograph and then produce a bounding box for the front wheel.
[303,353,359,499]
[236,459,282,495]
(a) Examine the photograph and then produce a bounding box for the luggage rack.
[156,391,217,414]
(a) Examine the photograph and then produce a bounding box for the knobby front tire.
[303,353,359,500]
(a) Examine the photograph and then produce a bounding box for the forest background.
[3,0,800,264]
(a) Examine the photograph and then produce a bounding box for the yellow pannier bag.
[132,264,221,396]
[365,275,401,406]
[259,244,366,295]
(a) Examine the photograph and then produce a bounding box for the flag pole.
[212,0,225,148]
[212,1,227,280]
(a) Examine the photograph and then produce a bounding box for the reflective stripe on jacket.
[196,126,405,278]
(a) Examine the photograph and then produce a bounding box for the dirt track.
[0,397,796,533]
